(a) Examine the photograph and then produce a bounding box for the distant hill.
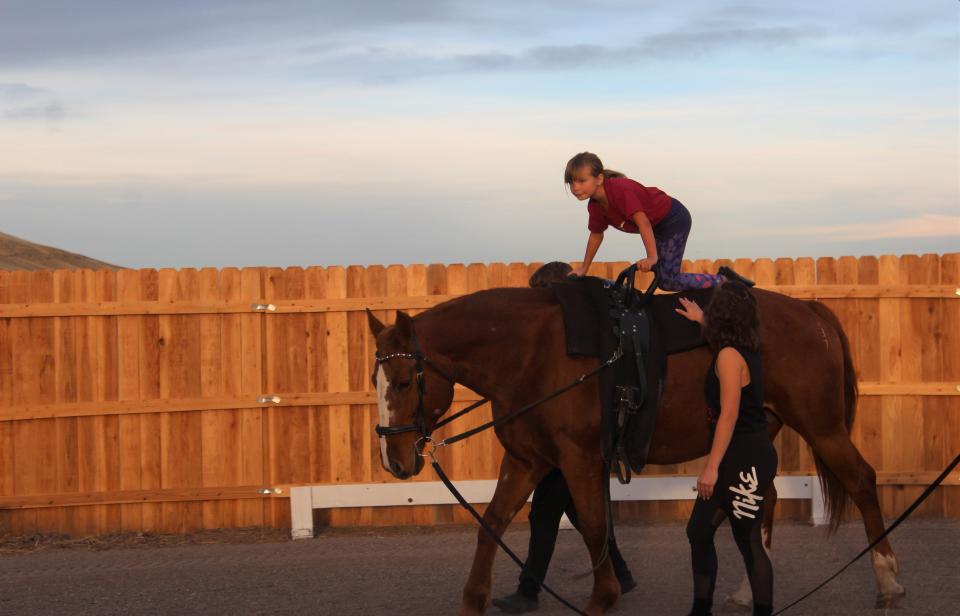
[0,231,120,271]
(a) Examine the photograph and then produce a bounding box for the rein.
[373,331,622,449]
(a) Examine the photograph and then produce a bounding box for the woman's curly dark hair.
[703,280,761,352]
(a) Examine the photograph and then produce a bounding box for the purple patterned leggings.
[655,199,722,291]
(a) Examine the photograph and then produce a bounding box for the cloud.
[0,83,49,99]
[302,23,815,84]
[0,0,465,66]
[0,82,66,122]
[2,0,951,72]
[755,214,960,242]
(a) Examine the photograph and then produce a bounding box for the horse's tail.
[806,300,858,533]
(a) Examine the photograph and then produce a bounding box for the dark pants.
[518,469,632,597]
[654,199,723,291]
[686,432,778,615]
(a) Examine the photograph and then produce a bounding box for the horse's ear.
[394,311,413,341]
[366,309,385,337]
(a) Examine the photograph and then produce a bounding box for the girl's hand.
[637,257,658,272]
[697,466,718,500]
[675,297,704,324]
[569,265,588,277]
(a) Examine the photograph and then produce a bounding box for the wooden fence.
[0,254,957,537]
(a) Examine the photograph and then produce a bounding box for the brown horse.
[367,284,903,615]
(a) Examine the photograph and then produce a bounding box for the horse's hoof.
[460,589,489,615]
[491,592,539,613]
[875,587,906,609]
[584,592,619,615]
[722,596,752,612]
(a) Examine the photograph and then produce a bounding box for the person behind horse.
[676,282,778,616]
[490,261,636,614]
[564,151,753,289]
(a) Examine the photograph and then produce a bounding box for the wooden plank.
[0,271,13,534]
[265,267,310,528]
[0,297,457,318]
[99,269,122,533]
[325,266,352,526]
[198,267,229,529]
[158,268,203,533]
[0,380,954,423]
[215,267,243,528]
[939,254,960,517]
[138,269,162,531]
[909,255,943,515]
[878,256,904,516]
[830,257,866,450]
[305,266,330,490]
[361,266,387,493]
[238,268,265,527]
[854,257,883,474]
[11,270,57,534]
[116,268,143,532]
[52,270,80,535]
[343,266,370,527]
[0,284,955,319]
[0,485,281,509]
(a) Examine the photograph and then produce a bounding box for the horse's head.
[367,309,456,479]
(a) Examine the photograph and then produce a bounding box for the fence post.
[291,486,315,539]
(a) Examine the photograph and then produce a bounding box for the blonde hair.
[564,152,625,184]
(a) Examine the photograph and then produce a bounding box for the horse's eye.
[394,380,412,392]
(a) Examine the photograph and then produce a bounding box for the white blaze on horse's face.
[375,365,395,468]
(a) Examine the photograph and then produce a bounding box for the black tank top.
[704,346,767,435]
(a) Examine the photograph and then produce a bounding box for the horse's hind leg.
[459,453,547,616]
[810,431,905,607]
[560,454,621,616]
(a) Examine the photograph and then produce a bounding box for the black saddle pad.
[550,276,613,358]
[551,277,713,357]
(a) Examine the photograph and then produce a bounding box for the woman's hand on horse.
[675,297,704,324]
[569,264,588,277]
[637,257,658,272]
[697,466,718,500]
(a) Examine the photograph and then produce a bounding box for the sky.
[1,0,958,269]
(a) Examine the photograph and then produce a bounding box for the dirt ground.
[1,519,957,615]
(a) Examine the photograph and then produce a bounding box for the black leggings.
[686,432,778,616]
[518,469,631,597]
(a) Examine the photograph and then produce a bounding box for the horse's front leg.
[560,455,621,616]
[460,452,546,616]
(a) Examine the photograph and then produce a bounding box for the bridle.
[373,329,437,440]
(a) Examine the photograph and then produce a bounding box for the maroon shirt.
[587,177,673,233]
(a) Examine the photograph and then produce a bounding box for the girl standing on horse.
[564,152,752,290]
[676,282,777,616]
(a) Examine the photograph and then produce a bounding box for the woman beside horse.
[676,283,777,616]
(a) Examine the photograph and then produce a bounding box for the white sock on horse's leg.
[726,526,772,609]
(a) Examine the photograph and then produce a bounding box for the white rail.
[290,475,824,539]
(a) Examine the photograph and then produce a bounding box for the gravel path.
[1,520,957,615]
